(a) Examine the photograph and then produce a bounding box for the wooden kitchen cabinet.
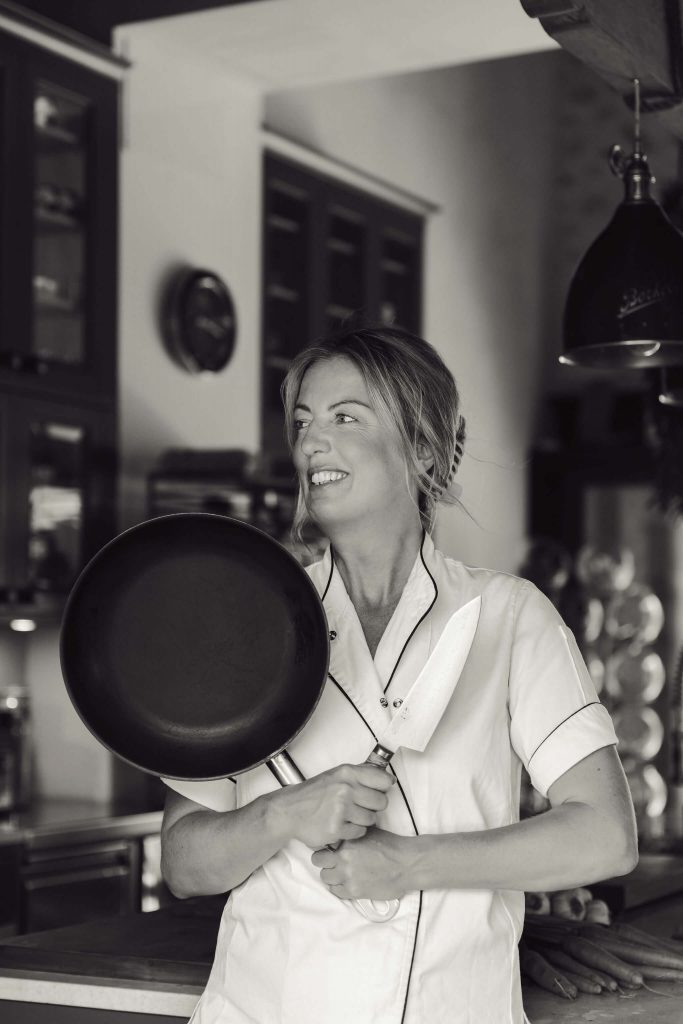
[0,21,121,621]
[262,151,424,454]
[0,28,118,402]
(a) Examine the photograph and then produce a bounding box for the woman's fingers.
[278,762,395,848]
[353,782,392,812]
[351,764,396,791]
[339,822,367,841]
[345,805,376,828]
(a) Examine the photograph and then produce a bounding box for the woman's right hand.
[273,763,396,849]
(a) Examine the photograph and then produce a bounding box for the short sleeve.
[509,582,618,798]
[161,776,237,812]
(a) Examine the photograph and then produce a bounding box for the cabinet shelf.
[267,213,301,234]
[34,296,81,316]
[265,354,293,371]
[327,237,358,256]
[34,208,82,232]
[381,258,408,276]
[35,122,80,148]
[325,302,356,320]
[267,283,300,303]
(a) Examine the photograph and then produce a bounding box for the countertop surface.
[1,867,683,1020]
[0,892,223,1017]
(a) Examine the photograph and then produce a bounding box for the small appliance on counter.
[0,687,32,812]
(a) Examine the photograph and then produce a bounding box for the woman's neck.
[330,518,424,612]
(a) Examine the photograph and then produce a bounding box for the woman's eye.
[335,412,355,424]
[293,419,309,432]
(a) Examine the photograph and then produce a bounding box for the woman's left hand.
[311,827,410,901]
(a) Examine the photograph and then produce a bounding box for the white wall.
[116,32,263,529]
[265,52,560,570]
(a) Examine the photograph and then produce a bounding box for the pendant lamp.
[561,80,683,370]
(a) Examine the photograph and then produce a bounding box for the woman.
[161,323,637,1024]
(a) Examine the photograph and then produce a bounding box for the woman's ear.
[416,442,434,473]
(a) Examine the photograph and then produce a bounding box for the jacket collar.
[309,533,438,737]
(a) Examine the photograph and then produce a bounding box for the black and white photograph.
[1,1,683,1022]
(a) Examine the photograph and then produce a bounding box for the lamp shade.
[562,151,683,369]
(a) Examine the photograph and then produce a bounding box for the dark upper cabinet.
[0,30,118,404]
[0,25,119,618]
[262,151,424,455]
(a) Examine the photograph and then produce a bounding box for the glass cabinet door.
[2,395,114,600]
[32,81,88,371]
[262,169,312,453]
[324,205,367,331]
[26,417,85,594]
[261,152,423,457]
[379,224,422,332]
[0,32,118,400]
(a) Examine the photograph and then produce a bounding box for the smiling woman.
[160,321,637,1024]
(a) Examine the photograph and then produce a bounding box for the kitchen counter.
[1,876,683,1021]
[0,893,224,1021]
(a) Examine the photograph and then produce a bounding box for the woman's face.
[292,356,418,535]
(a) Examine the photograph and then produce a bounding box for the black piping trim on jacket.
[383,530,438,694]
[321,547,335,602]
[401,890,423,1024]
[527,702,600,765]
[327,669,422,1019]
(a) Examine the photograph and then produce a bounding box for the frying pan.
[59,513,329,783]
[61,513,397,923]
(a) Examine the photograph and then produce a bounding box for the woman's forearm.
[402,801,638,895]
[161,792,289,898]
[162,762,396,899]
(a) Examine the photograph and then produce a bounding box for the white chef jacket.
[164,531,618,1024]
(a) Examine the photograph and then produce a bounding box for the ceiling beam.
[9,0,261,46]
[520,0,683,140]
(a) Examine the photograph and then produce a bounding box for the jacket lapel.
[311,536,440,743]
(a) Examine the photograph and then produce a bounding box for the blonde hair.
[281,322,466,541]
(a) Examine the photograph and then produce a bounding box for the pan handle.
[266,751,400,923]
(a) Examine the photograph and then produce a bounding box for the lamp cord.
[633,78,641,156]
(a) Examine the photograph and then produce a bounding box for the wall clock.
[162,268,237,374]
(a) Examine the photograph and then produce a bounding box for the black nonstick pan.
[59,513,329,782]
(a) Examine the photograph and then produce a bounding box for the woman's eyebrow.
[293,399,372,412]
[330,399,373,410]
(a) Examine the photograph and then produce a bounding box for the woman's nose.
[300,421,330,455]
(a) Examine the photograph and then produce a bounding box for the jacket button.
[380,697,389,707]
[393,699,403,708]
[329,630,337,641]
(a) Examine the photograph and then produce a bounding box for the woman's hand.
[274,763,396,849]
[311,827,410,901]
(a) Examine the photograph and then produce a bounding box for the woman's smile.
[310,470,349,487]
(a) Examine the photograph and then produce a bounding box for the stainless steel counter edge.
[0,809,164,849]
[23,810,164,849]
